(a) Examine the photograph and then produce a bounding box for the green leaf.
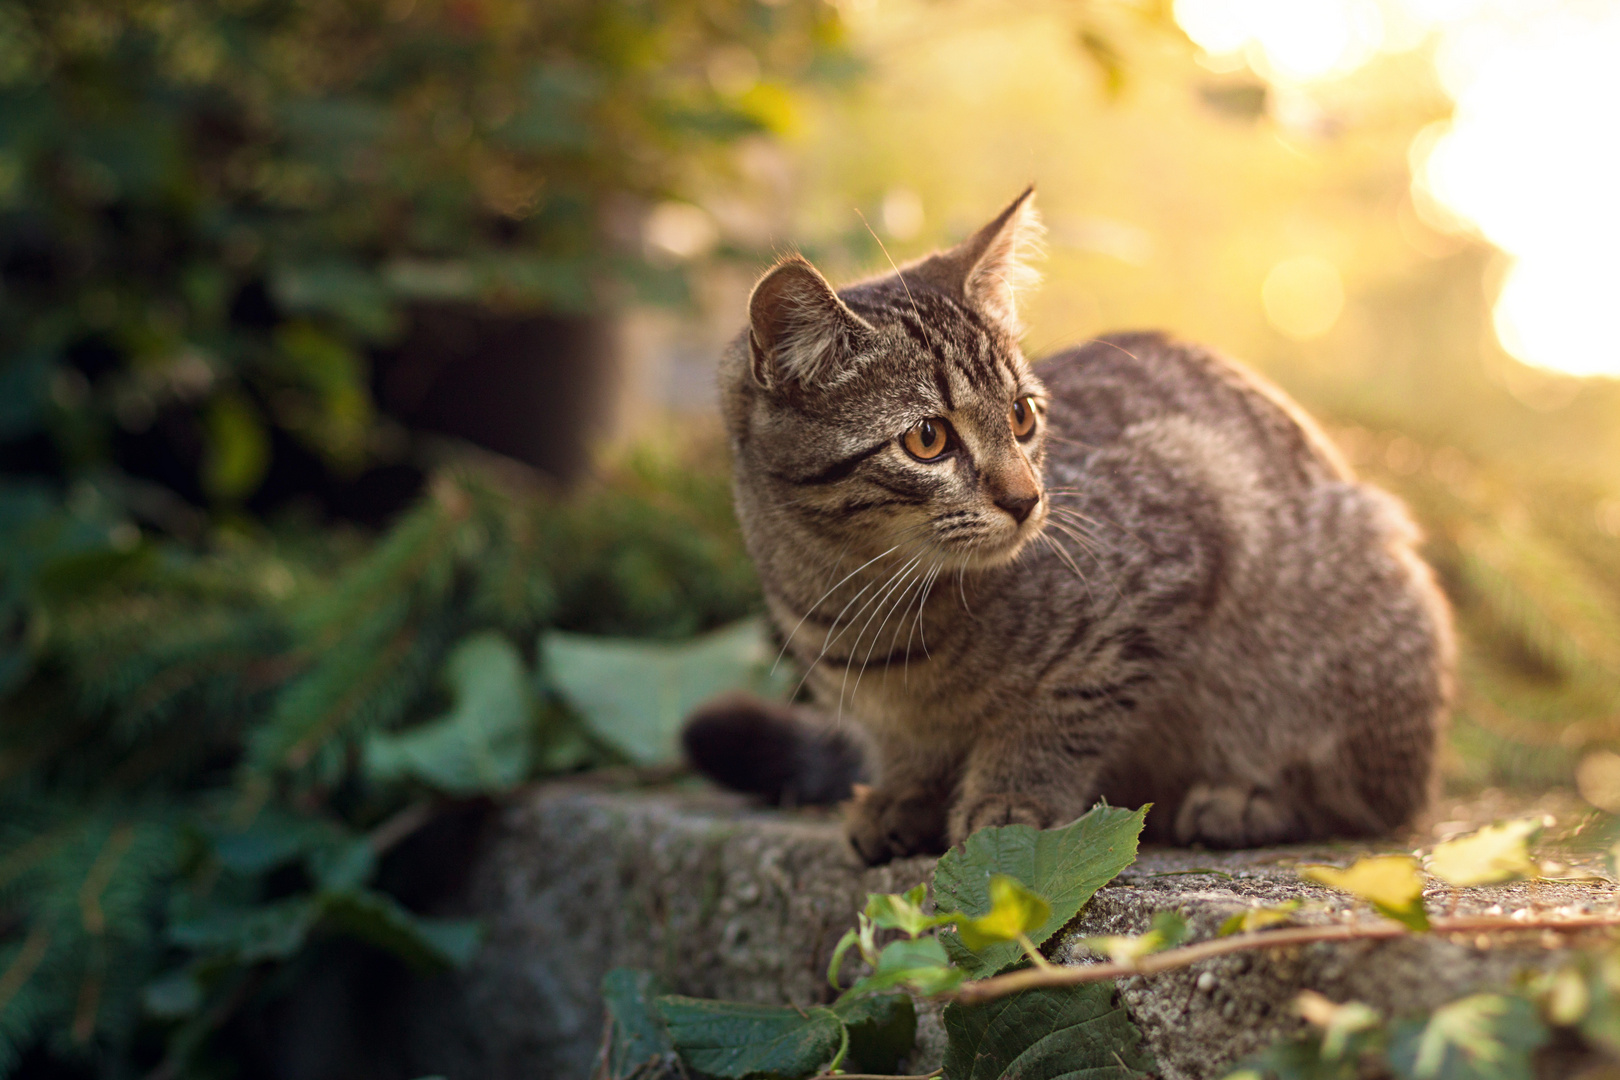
[866,882,952,938]
[846,936,965,997]
[1301,856,1430,931]
[167,898,318,962]
[655,996,845,1080]
[956,875,1052,952]
[364,632,535,794]
[1084,909,1190,963]
[834,992,917,1075]
[933,804,1149,977]
[1387,994,1546,1080]
[543,618,789,766]
[602,969,677,1079]
[318,889,482,971]
[942,984,1155,1080]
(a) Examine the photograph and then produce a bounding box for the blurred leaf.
[602,968,677,1079]
[0,354,50,439]
[318,889,482,972]
[270,262,398,341]
[655,996,845,1080]
[1220,900,1303,936]
[1199,80,1269,120]
[364,631,536,794]
[865,882,949,938]
[1078,28,1126,97]
[544,617,786,766]
[834,992,916,1075]
[1301,856,1430,931]
[1427,819,1540,887]
[933,804,1148,977]
[1083,909,1189,963]
[202,392,271,501]
[168,898,318,962]
[1294,992,1382,1061]
[955,875,1052,952]
[942,984,1154,1080]
[141,969,203,1020]
[1387,994,1545,1080]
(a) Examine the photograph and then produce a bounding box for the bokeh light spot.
[1262,256,1344,341]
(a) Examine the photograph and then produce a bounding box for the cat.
[683,188,1452,865]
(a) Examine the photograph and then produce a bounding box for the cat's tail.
[681,693,866,806]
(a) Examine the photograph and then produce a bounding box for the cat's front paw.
[846,784,949,866]
[948,793,1056,844]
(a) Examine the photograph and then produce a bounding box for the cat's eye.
[903,418,952,461]
[1010,395,1038,440]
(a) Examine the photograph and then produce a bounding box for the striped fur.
[708,190,1452,865]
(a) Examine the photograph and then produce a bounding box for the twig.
[948,912,1620,1005]
[368,800,437,855]
[811,1072,942,1079]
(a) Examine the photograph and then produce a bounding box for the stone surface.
[400,780,1617,1080]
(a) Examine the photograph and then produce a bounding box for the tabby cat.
[683,189,1451,865]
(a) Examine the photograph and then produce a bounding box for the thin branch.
[811,1072,942,1079]
[948,912,1620,1006]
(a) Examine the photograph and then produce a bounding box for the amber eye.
[903,418,951,461]
[1010,395,1038,439]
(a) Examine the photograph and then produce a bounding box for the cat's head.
[725,188,1049,570]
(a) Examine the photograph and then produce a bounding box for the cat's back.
[1035,331,1350,495]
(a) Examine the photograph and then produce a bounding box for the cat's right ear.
[747,256,872,391]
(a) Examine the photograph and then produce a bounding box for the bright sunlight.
[1175,0,1620,379]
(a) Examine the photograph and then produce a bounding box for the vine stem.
[947,912,1620,1006]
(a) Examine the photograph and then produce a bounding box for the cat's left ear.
[909,186,1044,332]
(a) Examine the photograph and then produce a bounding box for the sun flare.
[1176,0,1620,379]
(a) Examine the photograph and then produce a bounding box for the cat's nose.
[993,491,1039,523]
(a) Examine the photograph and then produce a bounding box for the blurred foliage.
[0,3,836,1065]
[0,447,761,1076]
[0,0,848,506]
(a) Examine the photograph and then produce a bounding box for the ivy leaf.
[866,882,951,938]
[833,992,916,1075]
[1387,994,1546,1080]
[1427,819,1541,887]
[1300,855,1429,931]
[933,804,1149,977]
[1220,900,1303,936]
[544,618,789,766]
[1294,991,1383,1061]
[363,632,535,794]
[318,889,482,971]
[602,969,677,1079]
[845,937,965,997]
[942,984,1154,1080]
[655,996,845,1080]
[1083,910,1190,963]
[956,875,1052,952]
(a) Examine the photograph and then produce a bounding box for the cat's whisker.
[902,560,943,683]
[849,556,931,707]
[772,542,901,674]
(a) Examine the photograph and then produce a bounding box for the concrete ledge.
[400,782,1615,1080]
